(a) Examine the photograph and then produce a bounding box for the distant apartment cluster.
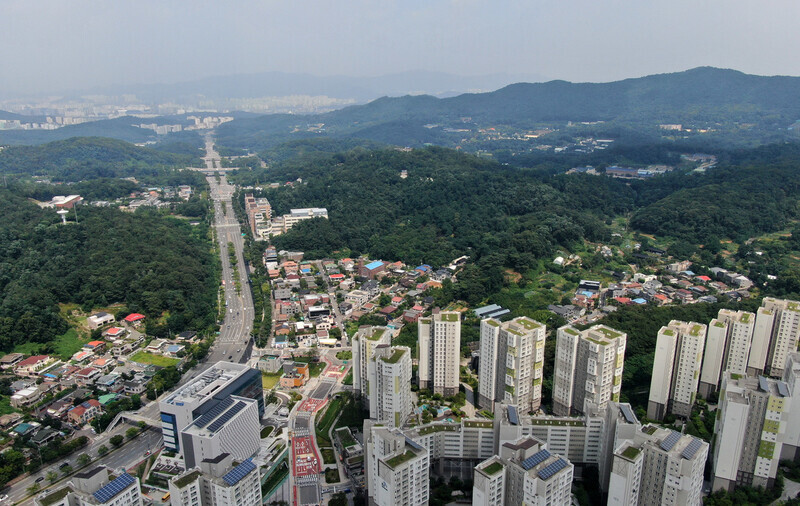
[245,193,328,240]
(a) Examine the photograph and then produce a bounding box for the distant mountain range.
[215,67,800,152]
[2,70,548,103]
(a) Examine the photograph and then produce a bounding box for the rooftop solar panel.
[193,397,234,428]
[660,431,681,452]
[405,437,424,451]
[208,401,246,432]
[222,458,255,486]
[620,404,637,424]
[778,381,790,397]
[681,438,703,460]
[521,449,551,470]
[537,458,568,480]
[93,473,136,503]
[759,376,770,393]
[507,405,519,426]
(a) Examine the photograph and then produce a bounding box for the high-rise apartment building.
[719,309,756,376]
[764,298,800,377]
[169,454,262,506]
[647,321,706,420]
[699,317,728,399]
[608,426,707,506]
[364,424,430,506]
[473,436,574,506]
[352,326,392,400]
[552,325,626,416]
[159,362,263,453]
[713,371,792,491]
[367,345,412,427]
[244,193,271,239]
[748,306,776,376]
[478,317,546,413]
[418,309,461,396]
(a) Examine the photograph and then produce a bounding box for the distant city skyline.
[0,0,798,96]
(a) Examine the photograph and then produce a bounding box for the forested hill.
[0,136,202,183]
[0,190,218,351]
[217,67,800,152]
[236,143,800,303]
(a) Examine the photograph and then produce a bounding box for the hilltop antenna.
[57,209,69,225]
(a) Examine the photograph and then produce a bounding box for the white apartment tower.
[364,424,430,506]
[169,454,262,506]
[712,372,792,491]
[748,306,776,376]
[368,345,412,427]
[418,309,461,396]
[764,298,800,377]
[552,324,626,416]
[647,321,706,420]
[478,317,546,413]
[473,436,573,506]
[352,326,391,399]
[609,426,707,506]
[719,309,756,376]
[699,317,728,399]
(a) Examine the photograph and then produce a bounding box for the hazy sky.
[1,0,798,94]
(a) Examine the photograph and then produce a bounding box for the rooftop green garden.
[690,324,703,337]
[562,327,579,336]
[621,446,641,460]
[418,424,458,435]
[367,328,387,341]
[593,326,622,339]
[440,313,459,322]
[516,318,542,330]
[740,313,752,323]
[482,462,504,476]
[464,420,493,429]
[528,419,583,427]
[40,487,73,506]
[385,450,416,468]
[662,328,675,336]
[713,320,726,328]
[382,348,406,364]
[485,319,500,327]
[174,470,202,488]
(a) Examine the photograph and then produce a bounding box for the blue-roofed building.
[632,298,648,305]
[359,260,386,279]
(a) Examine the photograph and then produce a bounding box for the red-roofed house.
[14,356,56,377]
[652,293,670,306]
[614,297,633,305]
[123,313,145,323]
[103,327,126,338]
[379,306,397,315]
[391,296,404,305]
[83,341,106,353]
[68,399,102,425]
[695,275,712,283]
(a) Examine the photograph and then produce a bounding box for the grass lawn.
[129,351,179,367]
[0,395,18,415]
[13,341,45,355]
[53,329,90,360]
[260,426,274,438]
[262,460,289,496]
[262,373,281,390]
[295,357,326,377]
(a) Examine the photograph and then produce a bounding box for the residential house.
[10,387,42,408]
[67,400,102,425]
[0,353,24,369]
[87,312,115,329]
[279,362,310,388]
[75,368,102,386]
[14,355,56,377]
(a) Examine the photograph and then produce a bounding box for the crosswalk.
[295,475,319,486]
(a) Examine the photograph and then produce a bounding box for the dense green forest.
[216,67,800,153]
[0,190,218,351]
[235,143,800,287]
[0,137,203,184]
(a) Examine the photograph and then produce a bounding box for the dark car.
[35,476,44,483]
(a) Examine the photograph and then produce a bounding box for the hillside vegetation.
[0,190,218,351]
[0,137,203,184]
